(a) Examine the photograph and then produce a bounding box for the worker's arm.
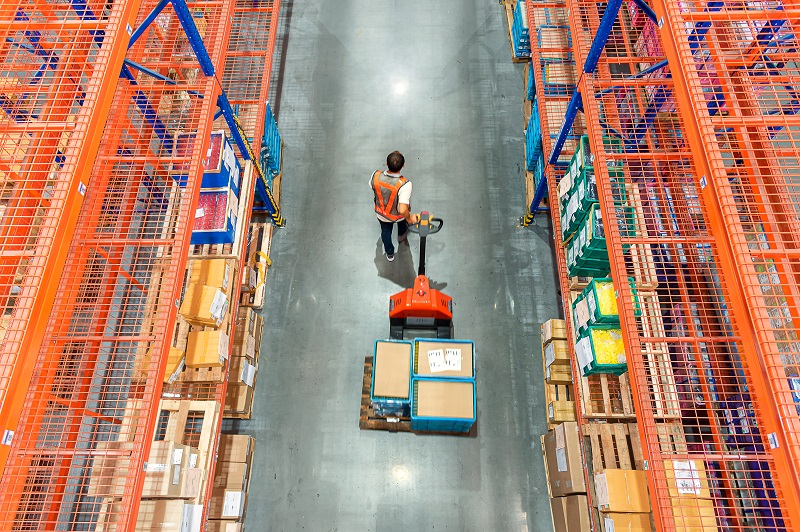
[398,203,418,225]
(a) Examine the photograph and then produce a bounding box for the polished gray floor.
[229,1,561,530]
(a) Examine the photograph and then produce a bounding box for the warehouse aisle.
[238,1,560,530]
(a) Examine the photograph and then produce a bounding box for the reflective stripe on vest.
[372,170,407,222]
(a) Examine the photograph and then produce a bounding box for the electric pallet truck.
[389,212,454,340]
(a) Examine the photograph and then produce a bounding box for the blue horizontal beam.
[548,89,583,165]
[122,59,205,98]
[129,0,170,49]
[595,59,669,97]
[631,0,658,24]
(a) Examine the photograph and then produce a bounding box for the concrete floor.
[225,1,562,530]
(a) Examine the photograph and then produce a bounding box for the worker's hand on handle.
[410,212,420,225]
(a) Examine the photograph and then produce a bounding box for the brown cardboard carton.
[542,319,567,346]
[189,258,234,293]
[414,380,474,419]
[133,347,185,383]
[415,340,474,378]
[217,434,253,464]
[231,334,256,361]
[603,513,654,531]
[543,422,586,497]
[180,468,205,499]
[180,283,228,328]
[135,500,184,531]
[548,400,576,423]
[235,307,262,346]
[241,266,257,293]
[213,461,248,491]
[670,498,718,531]
[87,441,131,497]
[565,495,591,531]
[142,441,192,498]
[206,522,242,532]
[229,355,257,387]
[545,339,570,368]
[373,341,412,399]
[225,383,254,416]
[546,363,572,385]
[663,460,712,499]
[186,330,229,368]
[595,469,651,513]
[550,497,568,532]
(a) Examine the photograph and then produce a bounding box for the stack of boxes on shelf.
[206,434,257,531]
[541,319,575,427]
[558,136,632,377]
[224,307,264,419]
[194,131,242,245]
[542,422,589,531]
[369,339,477,434]
[511,1,531,59]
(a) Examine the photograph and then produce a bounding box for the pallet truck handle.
[408,211,443,237]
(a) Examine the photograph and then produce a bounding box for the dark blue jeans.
[379,219,408,255]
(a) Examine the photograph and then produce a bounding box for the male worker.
[370,151,419,262]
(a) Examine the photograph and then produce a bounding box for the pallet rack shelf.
[0,0,284,529]
[527,0,800,528]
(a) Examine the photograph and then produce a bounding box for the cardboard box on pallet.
[218,434,255,464]
[189,258,234,294]
[142,441,195,498]
[603,513,654,531]
[594,469,651,513]
[208,488,247,520]
[545,339,570,367]
[663,459,712,499]
[180,283,228,328]
[548,399,576,424]
[206,521,242,532]
[225,383,255,417]
[229,355,257,387]
[87,441,131,497]
[544,422,586,497]
[546,363,573,385]
[235,306,263,349]
[186,330,229,368]
[133,347,185,384]
[550,495,591,532]
[542,319,567,346]
[213,461,249,492]
[241,266,258,293]
[670,498,718,531]
[135,500,203,532]
[232,334,256,361]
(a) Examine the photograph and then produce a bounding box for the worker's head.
[387,151,405,173]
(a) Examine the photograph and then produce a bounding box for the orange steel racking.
[529,0,800,527]
[0,0,244,528]
[0,0,144,478]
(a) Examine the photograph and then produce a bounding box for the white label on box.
[172,464,181,485]
[444,348,462,371]
[241,361,257,387]
[555,423,566,450]
[548,403,554,420]
[427,349,447,373]
[558,174,572,200]
[595,472,609,508]
[545,342,555,367]
[575,336,593,370]
[181,504,203,532]
[556,447,568,472]
[195,208,205,218]
[223,263,230,291]
[673,460,702,494]
[145,463,167,473]
[222,491,244,517]
[604,517,615,532]
[575,298,590,330]
[189,453,198,468]
[172,448,184,465]
[209,289,227,320]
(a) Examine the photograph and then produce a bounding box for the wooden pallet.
[626,183,659,290]
[579,372,637,420]
[504,1,530,64]
[637,291,680,419]
[239,222,273,310]
[523,97,532,129]
[359,355,412,432]
[358,356,475,436]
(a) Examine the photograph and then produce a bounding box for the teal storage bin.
[574,325,628,376]
[411,378,476,434]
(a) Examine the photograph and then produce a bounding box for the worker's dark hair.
[387,151,405,173]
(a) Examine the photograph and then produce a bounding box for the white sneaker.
[385,253,395,262]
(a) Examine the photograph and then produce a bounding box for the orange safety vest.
[372,170,407,222]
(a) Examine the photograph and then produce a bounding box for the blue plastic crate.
[526,61,535,101]
[370,340,413,418]
[413,338,475,380]
[260,102,282,178]
[411,378,476,434]
[511,2,531,58]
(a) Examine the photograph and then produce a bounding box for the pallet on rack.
[239,222,273,310]
[540,434,558,526]
[524,98,532,130]
[503,0,529,64]
[638,291,680,420]
[626,183,659,291]
[525,171,535,207]
[578,373,637,420]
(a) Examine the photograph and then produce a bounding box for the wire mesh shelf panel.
[564,0,794,527]
[0,0,236,529]
[653,1,800,525]
[0,0,145,482]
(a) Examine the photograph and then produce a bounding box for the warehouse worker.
[371,151,419,262]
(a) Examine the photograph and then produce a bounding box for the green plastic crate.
[568,135,592,178]
[583,278,620,325]
[574,325,628,376]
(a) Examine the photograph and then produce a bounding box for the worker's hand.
[410,213,420,224]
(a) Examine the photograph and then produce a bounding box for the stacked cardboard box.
[595,468,653,530]
[225,308,263,419]
[663,460,719,532]
[208,434,256,529]
[543,422,590,532]
[180,259,237,330]
[541,319,576,425]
